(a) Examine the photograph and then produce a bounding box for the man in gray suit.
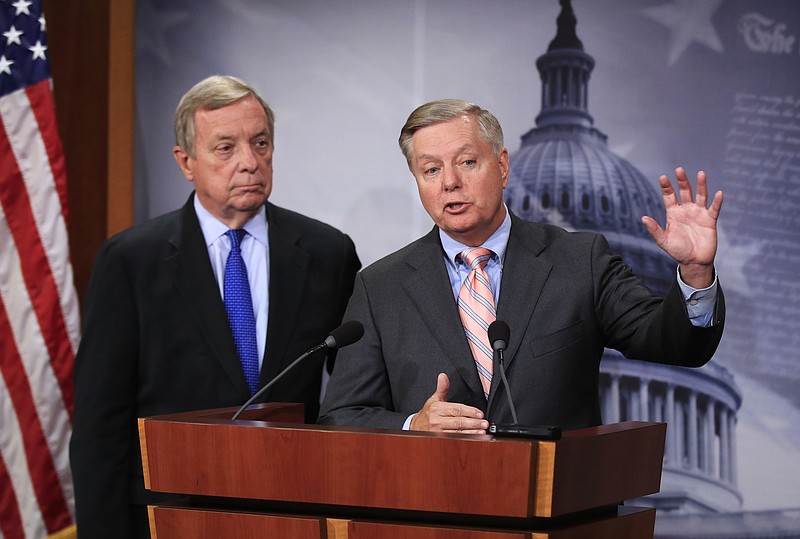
[318,99,723,433]
[70,76,360,538]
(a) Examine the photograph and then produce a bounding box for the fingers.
[675,166,694,205]
[660,167,720,211]
[693,170,724,219]
[427,402,488,433]
[444,420,489,435]
[709,189,724,221]
[658,174,677,210]
[641,215,665,247]
[649,167,722,266]
[433,372,450,402]
[411,373,488,433]
[411,401,488,433]
[695,170,708,207]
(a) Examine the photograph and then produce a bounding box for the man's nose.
[442,166,462,191]
[239,145,258,172]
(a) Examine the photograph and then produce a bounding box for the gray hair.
[173,75,275,158]
[398,99,504,168]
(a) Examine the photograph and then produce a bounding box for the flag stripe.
[0,294,69,535]
[24,80,80,357]
[26,80,69,223]
[0,347,46,539]
[0,199,75,529]
[0,439,27,539]
[0,93,76,416]
[1,2,78,534]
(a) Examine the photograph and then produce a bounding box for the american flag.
[0,0,79,537]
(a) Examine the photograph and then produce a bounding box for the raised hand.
[642,167,723,289]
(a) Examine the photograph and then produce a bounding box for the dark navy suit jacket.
[70,195,360,538]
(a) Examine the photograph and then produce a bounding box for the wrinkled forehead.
[194,98,270,139]
[410,118,484,161]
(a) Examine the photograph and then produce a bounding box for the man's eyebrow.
[209,132,235,142]
[210,128,270,142]
[415,153,440,163]
[250,128,270,139]
[415,144,476,163]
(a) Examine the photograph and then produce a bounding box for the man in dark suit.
[318,99,723,433]
[69,75,360,538]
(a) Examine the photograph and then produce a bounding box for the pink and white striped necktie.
[457,247,496,399]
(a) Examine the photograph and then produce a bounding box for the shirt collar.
[193,194,269,248]
[439,205,511,268]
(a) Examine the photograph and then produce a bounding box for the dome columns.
[599,361,741,500]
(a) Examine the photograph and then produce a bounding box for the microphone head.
[324,320,364,349]
[488,320,510,351]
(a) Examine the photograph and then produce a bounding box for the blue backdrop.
[134,0,800,529]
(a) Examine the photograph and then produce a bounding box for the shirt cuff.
[402,414,415,431]
[677,267,718,327]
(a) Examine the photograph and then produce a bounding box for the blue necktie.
[224,229,259,396]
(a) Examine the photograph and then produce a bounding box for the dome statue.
[505,0,742,515]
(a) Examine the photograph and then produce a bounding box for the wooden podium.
[138,404,666,538]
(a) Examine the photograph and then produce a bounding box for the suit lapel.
[165,195,251,398]
[261,203,310,390]
[489,215,552,407]
[401,229,486,401]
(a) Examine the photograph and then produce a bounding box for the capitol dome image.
[504,0,744,520]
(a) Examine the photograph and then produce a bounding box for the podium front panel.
[148,505,655,539]
[141,415,538,518]
[148,505,324,539]
[140,405,665,523]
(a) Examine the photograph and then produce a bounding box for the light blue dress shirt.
[440,209,510,306]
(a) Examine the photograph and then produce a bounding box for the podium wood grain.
[139,404,665,538]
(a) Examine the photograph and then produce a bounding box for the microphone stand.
[496,347,518,425]
[231,320,364,421]
[487,321,561,440]
[232,344,325,420]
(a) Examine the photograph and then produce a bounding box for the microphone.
[323,320,365,349]
[488,319,510,354]
[488,320,517,424]
[486,321,561,440]
[231,320,364,420]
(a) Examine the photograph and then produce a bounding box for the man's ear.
[499,148,510,188]
[172,146,194,182]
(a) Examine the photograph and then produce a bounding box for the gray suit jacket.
[319,213,724,430]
